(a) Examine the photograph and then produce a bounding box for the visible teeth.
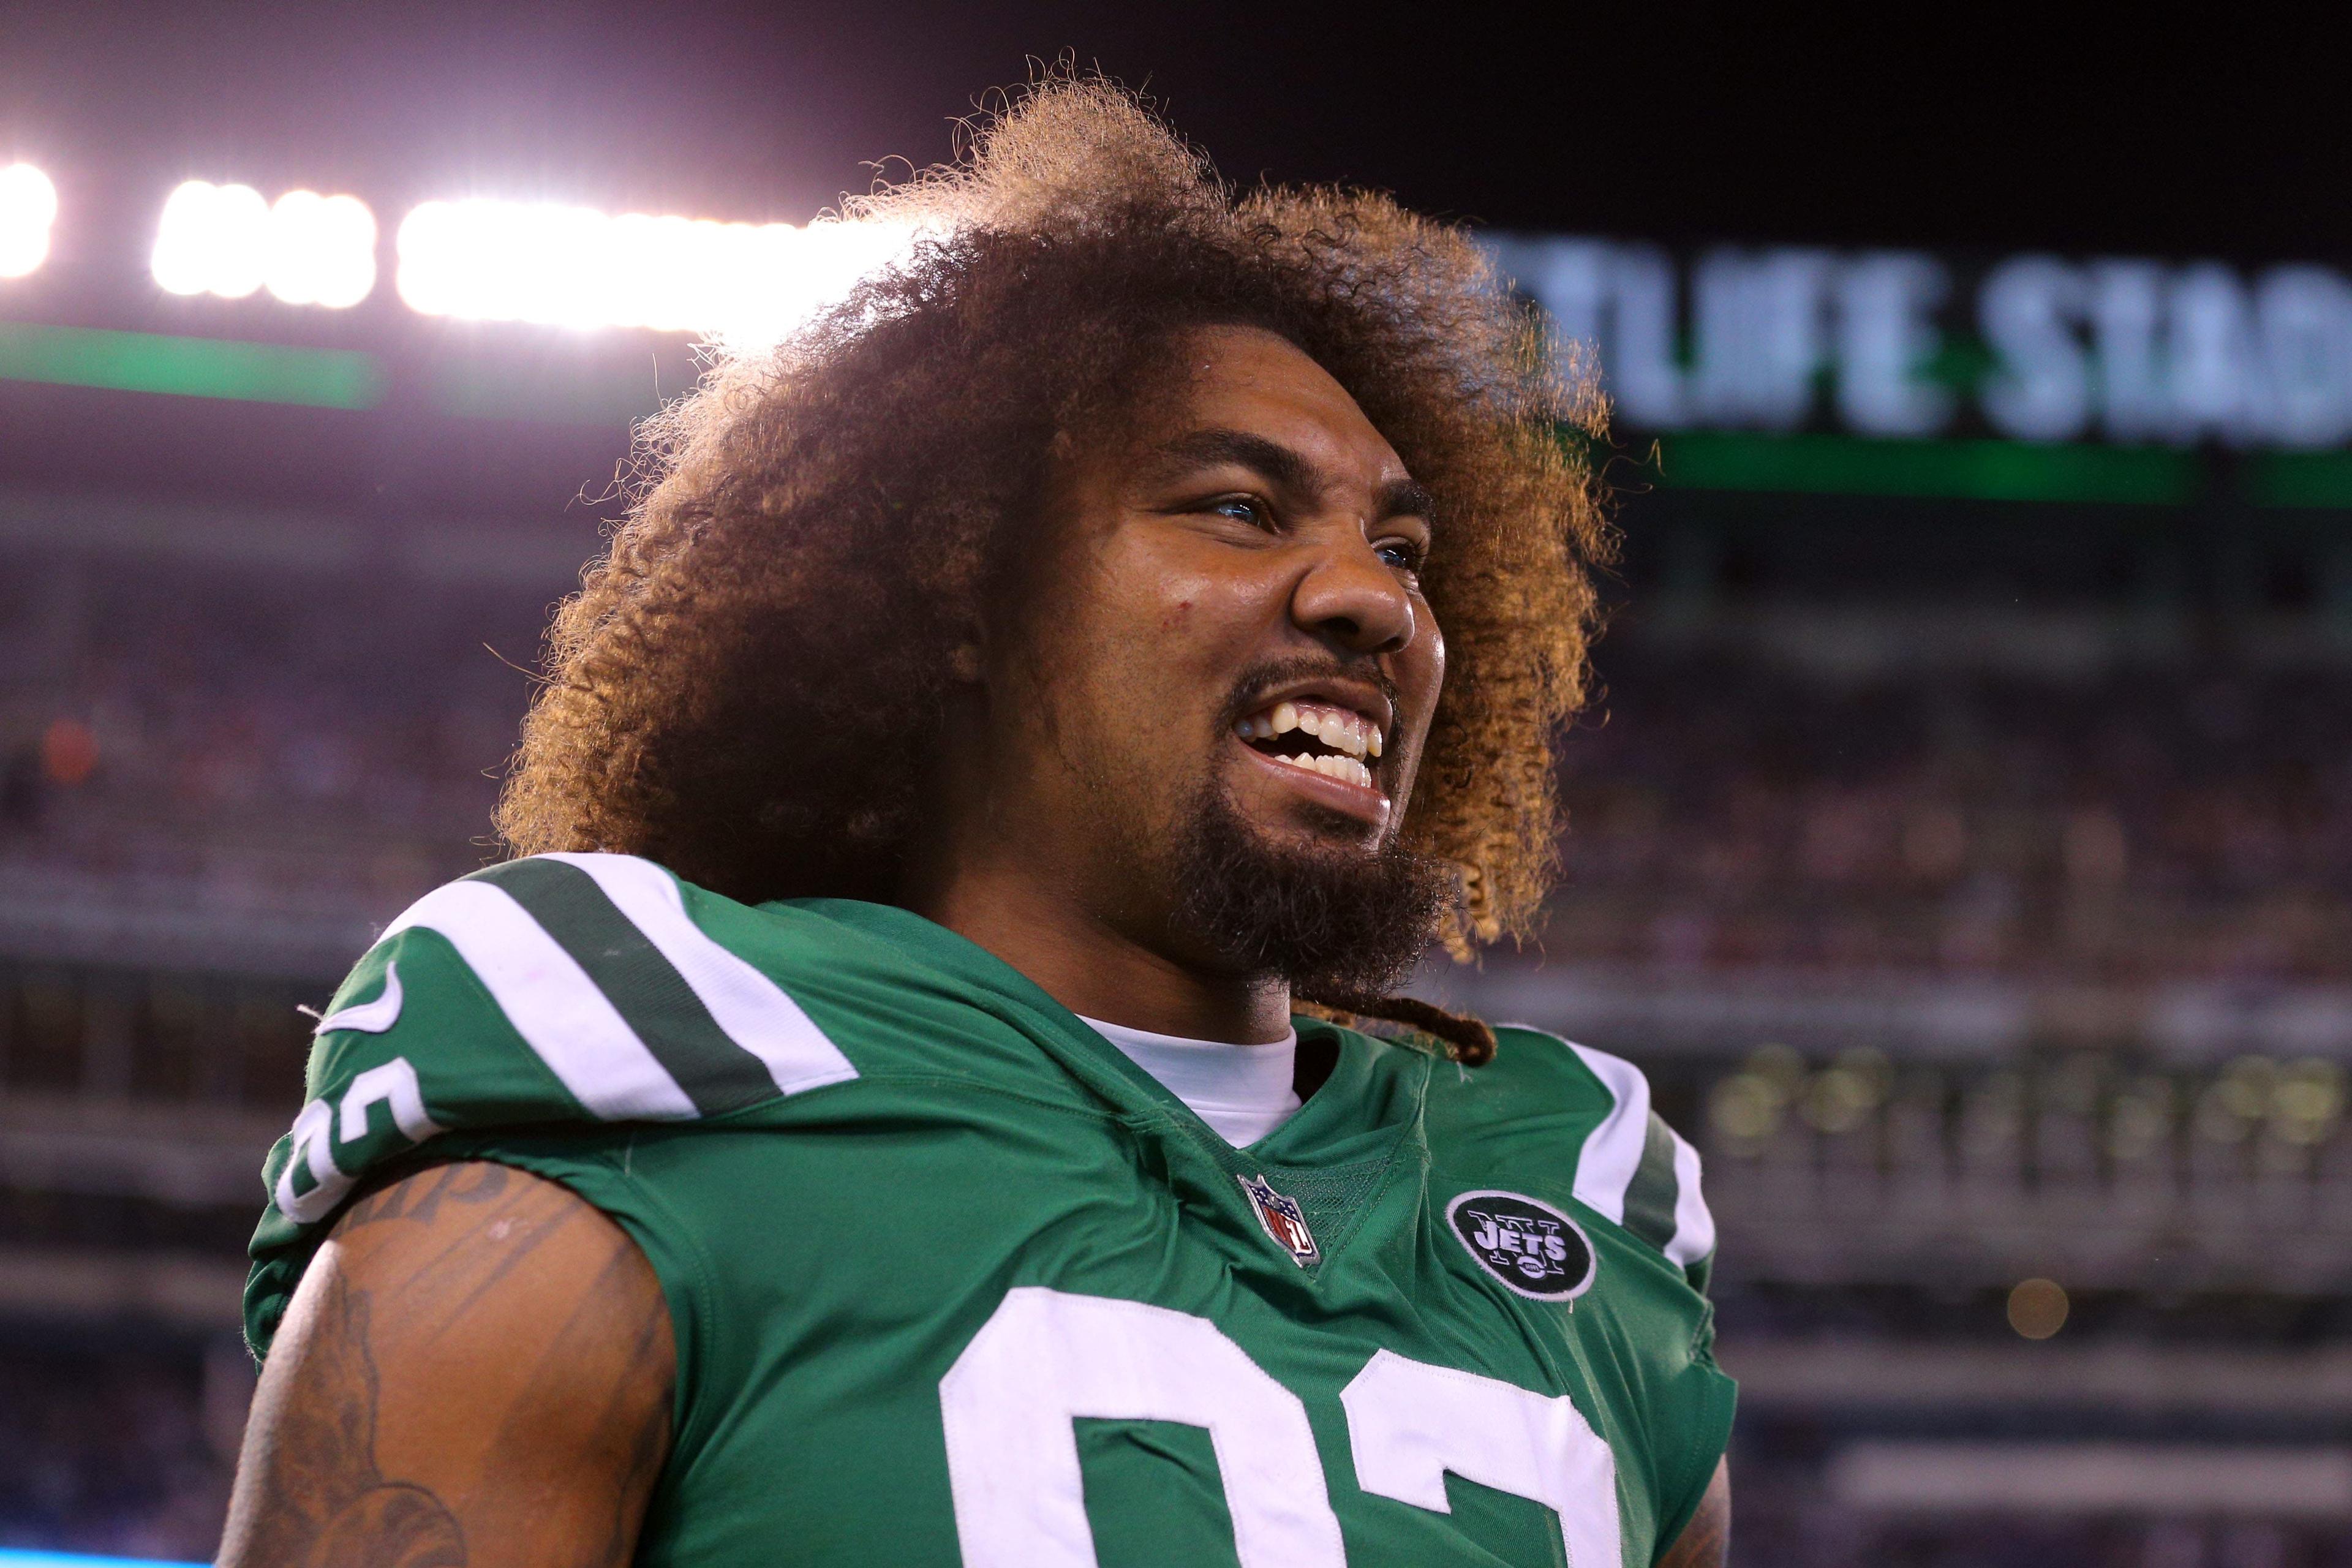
[1265,746,1375,791]
[1310,753,1371,788]
[1240,699,1383,775]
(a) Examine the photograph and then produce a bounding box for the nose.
[1290,533,1415,657]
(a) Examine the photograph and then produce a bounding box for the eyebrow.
[1152,428,1436,525]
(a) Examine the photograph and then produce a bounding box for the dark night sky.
[2,1,2348,263]
[2,1,2348,518]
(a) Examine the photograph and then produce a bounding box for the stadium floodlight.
[153,181,270,298]
[0,163,59,279]
[394,197,916,344]
[264,190,377,307]
[152,181,377,308]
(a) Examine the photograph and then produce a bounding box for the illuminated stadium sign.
[10,167,2352,503]
[1490,236,2352,451]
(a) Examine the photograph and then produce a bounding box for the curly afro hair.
[496,75,1611,1008]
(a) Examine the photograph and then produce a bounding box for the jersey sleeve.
[1548,1035,1719,1294]
[243,852,859,1361]
[1488,1026,1735,1560]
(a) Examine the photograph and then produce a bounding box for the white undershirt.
[1080,1015,1304,1148]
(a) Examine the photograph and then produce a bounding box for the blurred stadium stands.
[4,322,2352,1562]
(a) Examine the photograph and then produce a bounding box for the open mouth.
[1232,699,1383,792]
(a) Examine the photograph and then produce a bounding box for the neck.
[907,855,1295,1045]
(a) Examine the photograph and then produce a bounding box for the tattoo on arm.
[335,1159,515,1234]
[221,1162,674,1568]
[228,1264,469,1567]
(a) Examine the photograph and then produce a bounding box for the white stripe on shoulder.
[1664,1126,1716,1266]
[542,852,859,1096]
[1567,1041,1652,1226]
[381,878,698,1120]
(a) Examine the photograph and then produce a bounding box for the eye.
[1206,495,1273,529]
[1374,538,1428,574]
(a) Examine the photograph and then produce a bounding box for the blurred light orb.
[265,190,378,308]
[2006,1277,2069,1340]
[0,162,59,279]
[153,181,269,298]
[153,181,376,307]
[1707,1073,1783,1140]
[394,197,916,344]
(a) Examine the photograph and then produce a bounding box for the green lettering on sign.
[1652,432,2199,506]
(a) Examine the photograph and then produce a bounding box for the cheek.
[1405,613,1446,726]
[1120,557,1280,679]
[1049,565,1251,728]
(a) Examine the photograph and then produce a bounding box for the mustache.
[1217,655,1403,729]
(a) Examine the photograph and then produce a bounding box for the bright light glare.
[0,163,59,279]
[152,181,377,307]
[153,181,269,298]
[266,190,377,307]
[394,198,916,344]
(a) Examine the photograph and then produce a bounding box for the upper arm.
[1657,1457,1730,1568]
[220,1160,676,1568]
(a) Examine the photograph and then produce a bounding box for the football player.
[222,78,1732,1567]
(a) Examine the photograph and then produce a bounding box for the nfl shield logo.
[1237,1174,1320,1268]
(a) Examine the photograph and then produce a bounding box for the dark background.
[5,4,2345,287]
[4,2,2343,258]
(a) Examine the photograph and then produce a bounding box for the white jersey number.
[1343,1347,1622,1568]
[939,1287,1621,1568]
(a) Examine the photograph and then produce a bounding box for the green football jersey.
[247,853,1734,1567]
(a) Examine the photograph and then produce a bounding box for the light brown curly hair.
[496,78,1611,1044]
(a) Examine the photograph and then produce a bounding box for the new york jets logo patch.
[1446,1189,1595,1302]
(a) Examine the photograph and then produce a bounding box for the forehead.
[1158,325,1410,484]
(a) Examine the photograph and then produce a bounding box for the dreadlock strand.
[1293,991,1498,1067]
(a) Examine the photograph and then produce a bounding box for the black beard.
[1165,782,1449,998]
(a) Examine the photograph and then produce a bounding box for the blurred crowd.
[1551,647,2352,984]
[9,598,2348,991]
[1698,1039,2352,1300]
[0,561,535,918]
[0,1344,232,1561]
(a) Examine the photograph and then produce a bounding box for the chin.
[1166,782,1447,995]
[1252,802,1390,858]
